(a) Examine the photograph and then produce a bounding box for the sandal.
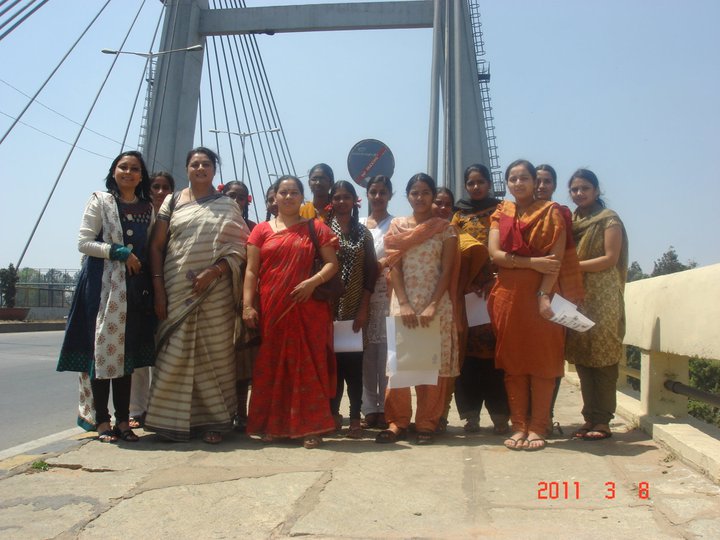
[346,420,363,439]
[333,414,343,431]
[376,414,388,430]
[415,431,435,445]
[525,436,547,451]
[464,419,481,433]
[584,429,612,441]
[435,417,448,434]
[375,428,407,444]
[492,422,510,435]
[360,413,378,429]
[202,431,223,444]
[572,423,593,439]
[128,412,146,429]
[97,429,118,443]
[503,431,527,450]
[112,426,139,442]
[303,435,322,449]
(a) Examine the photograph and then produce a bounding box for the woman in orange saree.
[488,159,567,451]
[243,175,339,449]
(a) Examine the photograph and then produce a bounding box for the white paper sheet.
[465,292,491,327]
[549,294,595,332]
[385,315,441,388]
[333,320,363,352]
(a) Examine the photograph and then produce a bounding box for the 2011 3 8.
[537,481,650,500]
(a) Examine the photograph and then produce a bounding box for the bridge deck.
[1,377,718,538]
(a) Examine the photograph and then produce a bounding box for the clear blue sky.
[1,0,718,273]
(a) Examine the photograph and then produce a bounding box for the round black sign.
[347,139,395,188]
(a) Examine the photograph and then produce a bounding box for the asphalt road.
[0,331,79,452]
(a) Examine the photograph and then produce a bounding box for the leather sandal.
[303,435,322,449]
[375,428,407,444]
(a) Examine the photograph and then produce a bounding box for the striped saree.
[144,194,248,441]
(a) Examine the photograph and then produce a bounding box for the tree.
[651,246,697,277]
[0,263,19,307]
[627,261,648,282]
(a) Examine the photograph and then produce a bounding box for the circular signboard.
[347,139,395,188]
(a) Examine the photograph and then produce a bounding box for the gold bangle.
[152,274,163,279]
[316,272,325,284]
[510,254,516,268]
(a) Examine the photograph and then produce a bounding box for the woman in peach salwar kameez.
[376,173,459,446]
[488,160,567,451]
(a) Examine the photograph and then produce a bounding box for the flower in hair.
[324,203,333,213]
[217,183,225,192]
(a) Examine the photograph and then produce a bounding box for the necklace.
[120,195,138,204]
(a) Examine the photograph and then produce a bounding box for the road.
[0,331,79,452]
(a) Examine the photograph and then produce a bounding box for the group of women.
[57,149,627,451]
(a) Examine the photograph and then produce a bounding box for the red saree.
[246,219,338,438]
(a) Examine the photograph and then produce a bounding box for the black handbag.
[308,219,345,303]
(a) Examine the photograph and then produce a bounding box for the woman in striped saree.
[145,147,249,444]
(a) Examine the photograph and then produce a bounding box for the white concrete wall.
[624,263,720,360]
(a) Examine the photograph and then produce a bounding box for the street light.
[101,44,203,58]
[209,127,280,183]
[209,127,280,138]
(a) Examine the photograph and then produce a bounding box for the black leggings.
[91,374,132,426]
[330,352,363,420]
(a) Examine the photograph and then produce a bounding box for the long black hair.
[568,168,605,208]
[365,175,393,216]
[222,180,250,221]
[328,180,361,241]
[265,184,276,222]
[105,150,151,201]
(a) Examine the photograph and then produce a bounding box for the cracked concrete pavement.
[1,380,719,539]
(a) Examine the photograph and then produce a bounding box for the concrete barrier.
[619,263,720,482]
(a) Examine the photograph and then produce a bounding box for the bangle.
[213,264,223,277]
[242,305,254,312]
[152,274,163,279]
[537,290,548,297]
[511,253,516,268]
[316,272,325,284]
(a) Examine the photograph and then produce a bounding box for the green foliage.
[627,261,648,282]
[30,460,49,472]
[688,358,720,428]
[0,263,19,307]
[651,246,697,277]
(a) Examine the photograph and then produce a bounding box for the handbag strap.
[307,218,321,257]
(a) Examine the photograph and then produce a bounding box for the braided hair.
[328,180,361,241]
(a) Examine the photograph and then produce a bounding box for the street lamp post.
[100,44,203,58]
[209,127,280,183]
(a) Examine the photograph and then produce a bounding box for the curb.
[0,322,66,333]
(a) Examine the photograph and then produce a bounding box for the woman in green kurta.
[565,169,628,441]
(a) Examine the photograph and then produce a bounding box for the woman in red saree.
[243,175,339,449]
[488,159,567,451]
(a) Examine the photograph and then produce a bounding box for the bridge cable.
[0,0,111,146]
[0,0,49,41]
[16,0,146,268]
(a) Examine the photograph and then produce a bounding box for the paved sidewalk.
[1,380,719,539]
